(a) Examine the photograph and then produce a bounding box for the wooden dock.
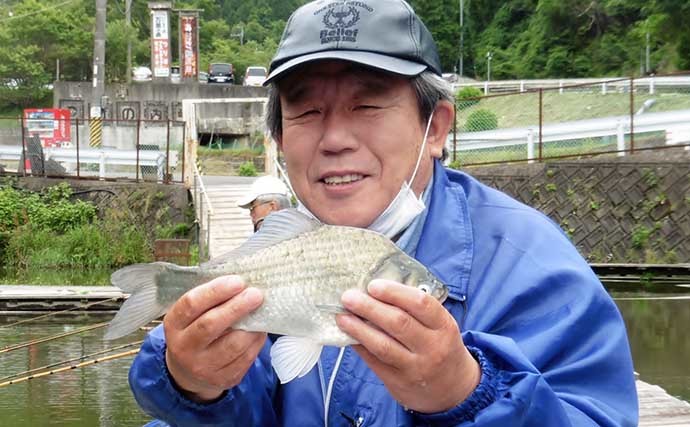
[638,380,690,426]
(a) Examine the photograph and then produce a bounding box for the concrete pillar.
[527,130,535,164]
[616,121,626,157]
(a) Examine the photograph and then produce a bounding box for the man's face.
[250,200,277,231]
[277,61,444,228]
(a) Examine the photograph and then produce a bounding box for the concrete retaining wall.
[467,149,690,263]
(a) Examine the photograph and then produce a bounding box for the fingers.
[336,312,411,367]
[210,331,268,386]
[166,275,246,330]
[337,280,453,356]
[367,280,447,330]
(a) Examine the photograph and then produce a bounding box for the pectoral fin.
[270,336,323,384]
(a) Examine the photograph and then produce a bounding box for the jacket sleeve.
[414,217,638,426]
[128,324,279,426]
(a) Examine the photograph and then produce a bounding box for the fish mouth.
[319,172,366,186]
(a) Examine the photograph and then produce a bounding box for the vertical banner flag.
[180,15,198,78]
[151,10,170,78]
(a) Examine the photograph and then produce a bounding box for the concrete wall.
[467,149,690,263]
[53,82,266,134]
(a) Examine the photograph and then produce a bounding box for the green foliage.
[641,168,659,188]
[0,181,195,283]
[632,224,653,249]
[448,159,463,170]
[455,87,483,110]
[0,183,96,232]
[3,222,152,271]
[545,183,557,192]
[156,222,192,239]
[465,109,498,132]
[238,161,258,176]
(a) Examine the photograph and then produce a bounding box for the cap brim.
[264,50,427,85]
[237,195,256,209]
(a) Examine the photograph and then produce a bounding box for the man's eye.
[355,105,379,110]
[297,109,319,118]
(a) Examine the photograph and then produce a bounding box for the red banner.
[24,108,72,148]
[180,15,198,78]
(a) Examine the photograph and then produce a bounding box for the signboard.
[151,10,170,77]
[24,108,72,148]
[180,15,198,78]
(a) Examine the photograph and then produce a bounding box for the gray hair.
[266,70,454,143]
[254,194,292,210]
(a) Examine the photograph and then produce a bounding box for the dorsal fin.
[208,208,321,265]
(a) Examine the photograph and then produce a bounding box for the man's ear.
[426,100,454,159]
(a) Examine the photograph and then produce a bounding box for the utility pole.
[459,0,464,78]
[645,32,650,75]
[486,51,493,82]
[126,0,132,83]
[93,0,106,112]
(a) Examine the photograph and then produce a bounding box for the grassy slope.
[457,91,690,130]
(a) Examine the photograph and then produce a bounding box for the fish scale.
[223,226,400,346]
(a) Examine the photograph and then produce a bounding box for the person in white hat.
[237,176,292,232]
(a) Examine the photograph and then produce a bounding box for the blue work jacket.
[129,164,639,426]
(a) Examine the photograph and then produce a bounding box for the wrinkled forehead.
[276,60,409,101]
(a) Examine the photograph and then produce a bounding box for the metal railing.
[192,162,213,262]
[449,72,690,167]
[0,117,185,183]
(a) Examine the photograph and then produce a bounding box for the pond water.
[0,313,151,426]
[614,291,690,401]
[0,291,688,426]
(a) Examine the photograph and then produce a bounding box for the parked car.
[198,71,209,84]
[243,66,267,86]
[170,66,181,83]
[132,66,152,82]
[208,63,234,84]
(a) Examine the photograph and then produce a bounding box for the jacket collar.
[415,161,473,299]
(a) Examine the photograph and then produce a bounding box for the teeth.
[324,174,363,185]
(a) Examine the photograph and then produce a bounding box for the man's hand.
[336,279,480,414]
[163,276,266,403]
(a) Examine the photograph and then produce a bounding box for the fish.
[104,208,448,383]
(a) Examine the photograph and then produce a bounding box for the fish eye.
[419,284,431,294]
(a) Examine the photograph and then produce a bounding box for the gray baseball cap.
[264,0,442,85]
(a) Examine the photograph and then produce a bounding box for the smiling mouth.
[322,173,365,186]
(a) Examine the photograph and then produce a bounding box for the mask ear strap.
[408,111,435,187]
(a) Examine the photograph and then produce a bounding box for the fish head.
[370,253,448,303]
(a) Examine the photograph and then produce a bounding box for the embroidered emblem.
[315,1,374,44]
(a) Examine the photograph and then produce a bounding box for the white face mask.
[367,112,434,238]
[296,112,435,239]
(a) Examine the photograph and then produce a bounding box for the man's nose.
[318,112,359,154]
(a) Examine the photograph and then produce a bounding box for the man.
[129,1,638,425]
[237,175,292,231]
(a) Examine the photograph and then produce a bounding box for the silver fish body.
[105,209,447,382]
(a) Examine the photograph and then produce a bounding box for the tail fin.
[104,262,198,340]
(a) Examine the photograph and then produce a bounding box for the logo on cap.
[316,1,374,45]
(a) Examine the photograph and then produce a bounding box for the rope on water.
[0,348,140,388]
[0,322,109,354]
[0,340,143,382]
[0,296,123,329]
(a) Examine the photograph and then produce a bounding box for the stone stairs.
[201,176,256,258]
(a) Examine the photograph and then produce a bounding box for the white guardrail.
[0,146,178,180]
[452,76,690,95]
[447,109,690,160]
